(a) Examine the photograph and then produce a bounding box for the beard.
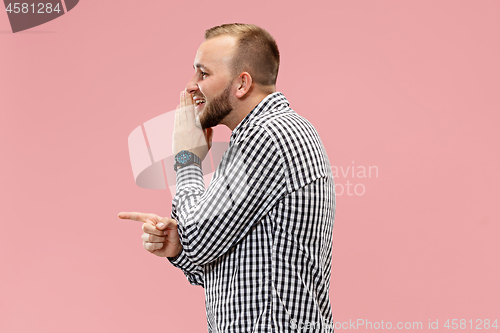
[198,83,233,129]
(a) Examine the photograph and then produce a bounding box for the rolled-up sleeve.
[167,247,205,287]
[166,203,205,287]
[172,125,287,266]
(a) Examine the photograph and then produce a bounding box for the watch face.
[176,150,191,164]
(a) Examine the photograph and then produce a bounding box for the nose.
[185,75,199,94]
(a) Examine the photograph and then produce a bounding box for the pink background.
[1,1,499,332]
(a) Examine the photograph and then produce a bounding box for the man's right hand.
[117,212,183,258]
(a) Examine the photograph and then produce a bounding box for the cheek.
[198,78,228,99]
[197,84,208,98]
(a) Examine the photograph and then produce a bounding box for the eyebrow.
[194,63,210,72]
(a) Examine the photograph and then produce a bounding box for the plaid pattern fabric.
[168,92,336,333]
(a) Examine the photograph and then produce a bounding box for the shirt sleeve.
[172,125,287,266]
[167,248,205,287]
[166,209,205,287]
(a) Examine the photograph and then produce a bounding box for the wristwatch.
[174,150,202,171]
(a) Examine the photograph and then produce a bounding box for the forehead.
[194,35,237,71]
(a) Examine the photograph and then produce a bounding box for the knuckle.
[143,222,153,233]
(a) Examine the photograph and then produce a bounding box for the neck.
[223,86,276,131]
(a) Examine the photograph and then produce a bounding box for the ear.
[235,72,252,98]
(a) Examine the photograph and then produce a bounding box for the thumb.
[155,217,177,231]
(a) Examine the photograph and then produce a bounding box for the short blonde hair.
[205,23,280,86]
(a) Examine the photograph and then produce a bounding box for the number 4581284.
[444,319,498,330]
[6,3,61,14]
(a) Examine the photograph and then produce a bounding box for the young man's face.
[185,35,237,129]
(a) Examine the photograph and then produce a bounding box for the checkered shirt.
[168,92,336,333]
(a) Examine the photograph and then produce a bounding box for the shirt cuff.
[167,248,199,272]
[175,164,205,192]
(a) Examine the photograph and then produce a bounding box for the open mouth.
[195,98,206,110]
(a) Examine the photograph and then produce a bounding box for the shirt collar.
[230,92,289,141]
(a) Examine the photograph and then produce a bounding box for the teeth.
[195,100,205,105]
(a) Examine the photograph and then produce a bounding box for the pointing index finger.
[117,212,157,223]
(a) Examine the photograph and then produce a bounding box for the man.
[119,23,336,333]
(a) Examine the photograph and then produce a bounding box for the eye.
[201,72,208,79]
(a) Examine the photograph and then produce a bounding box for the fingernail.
[157,222,165,229]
